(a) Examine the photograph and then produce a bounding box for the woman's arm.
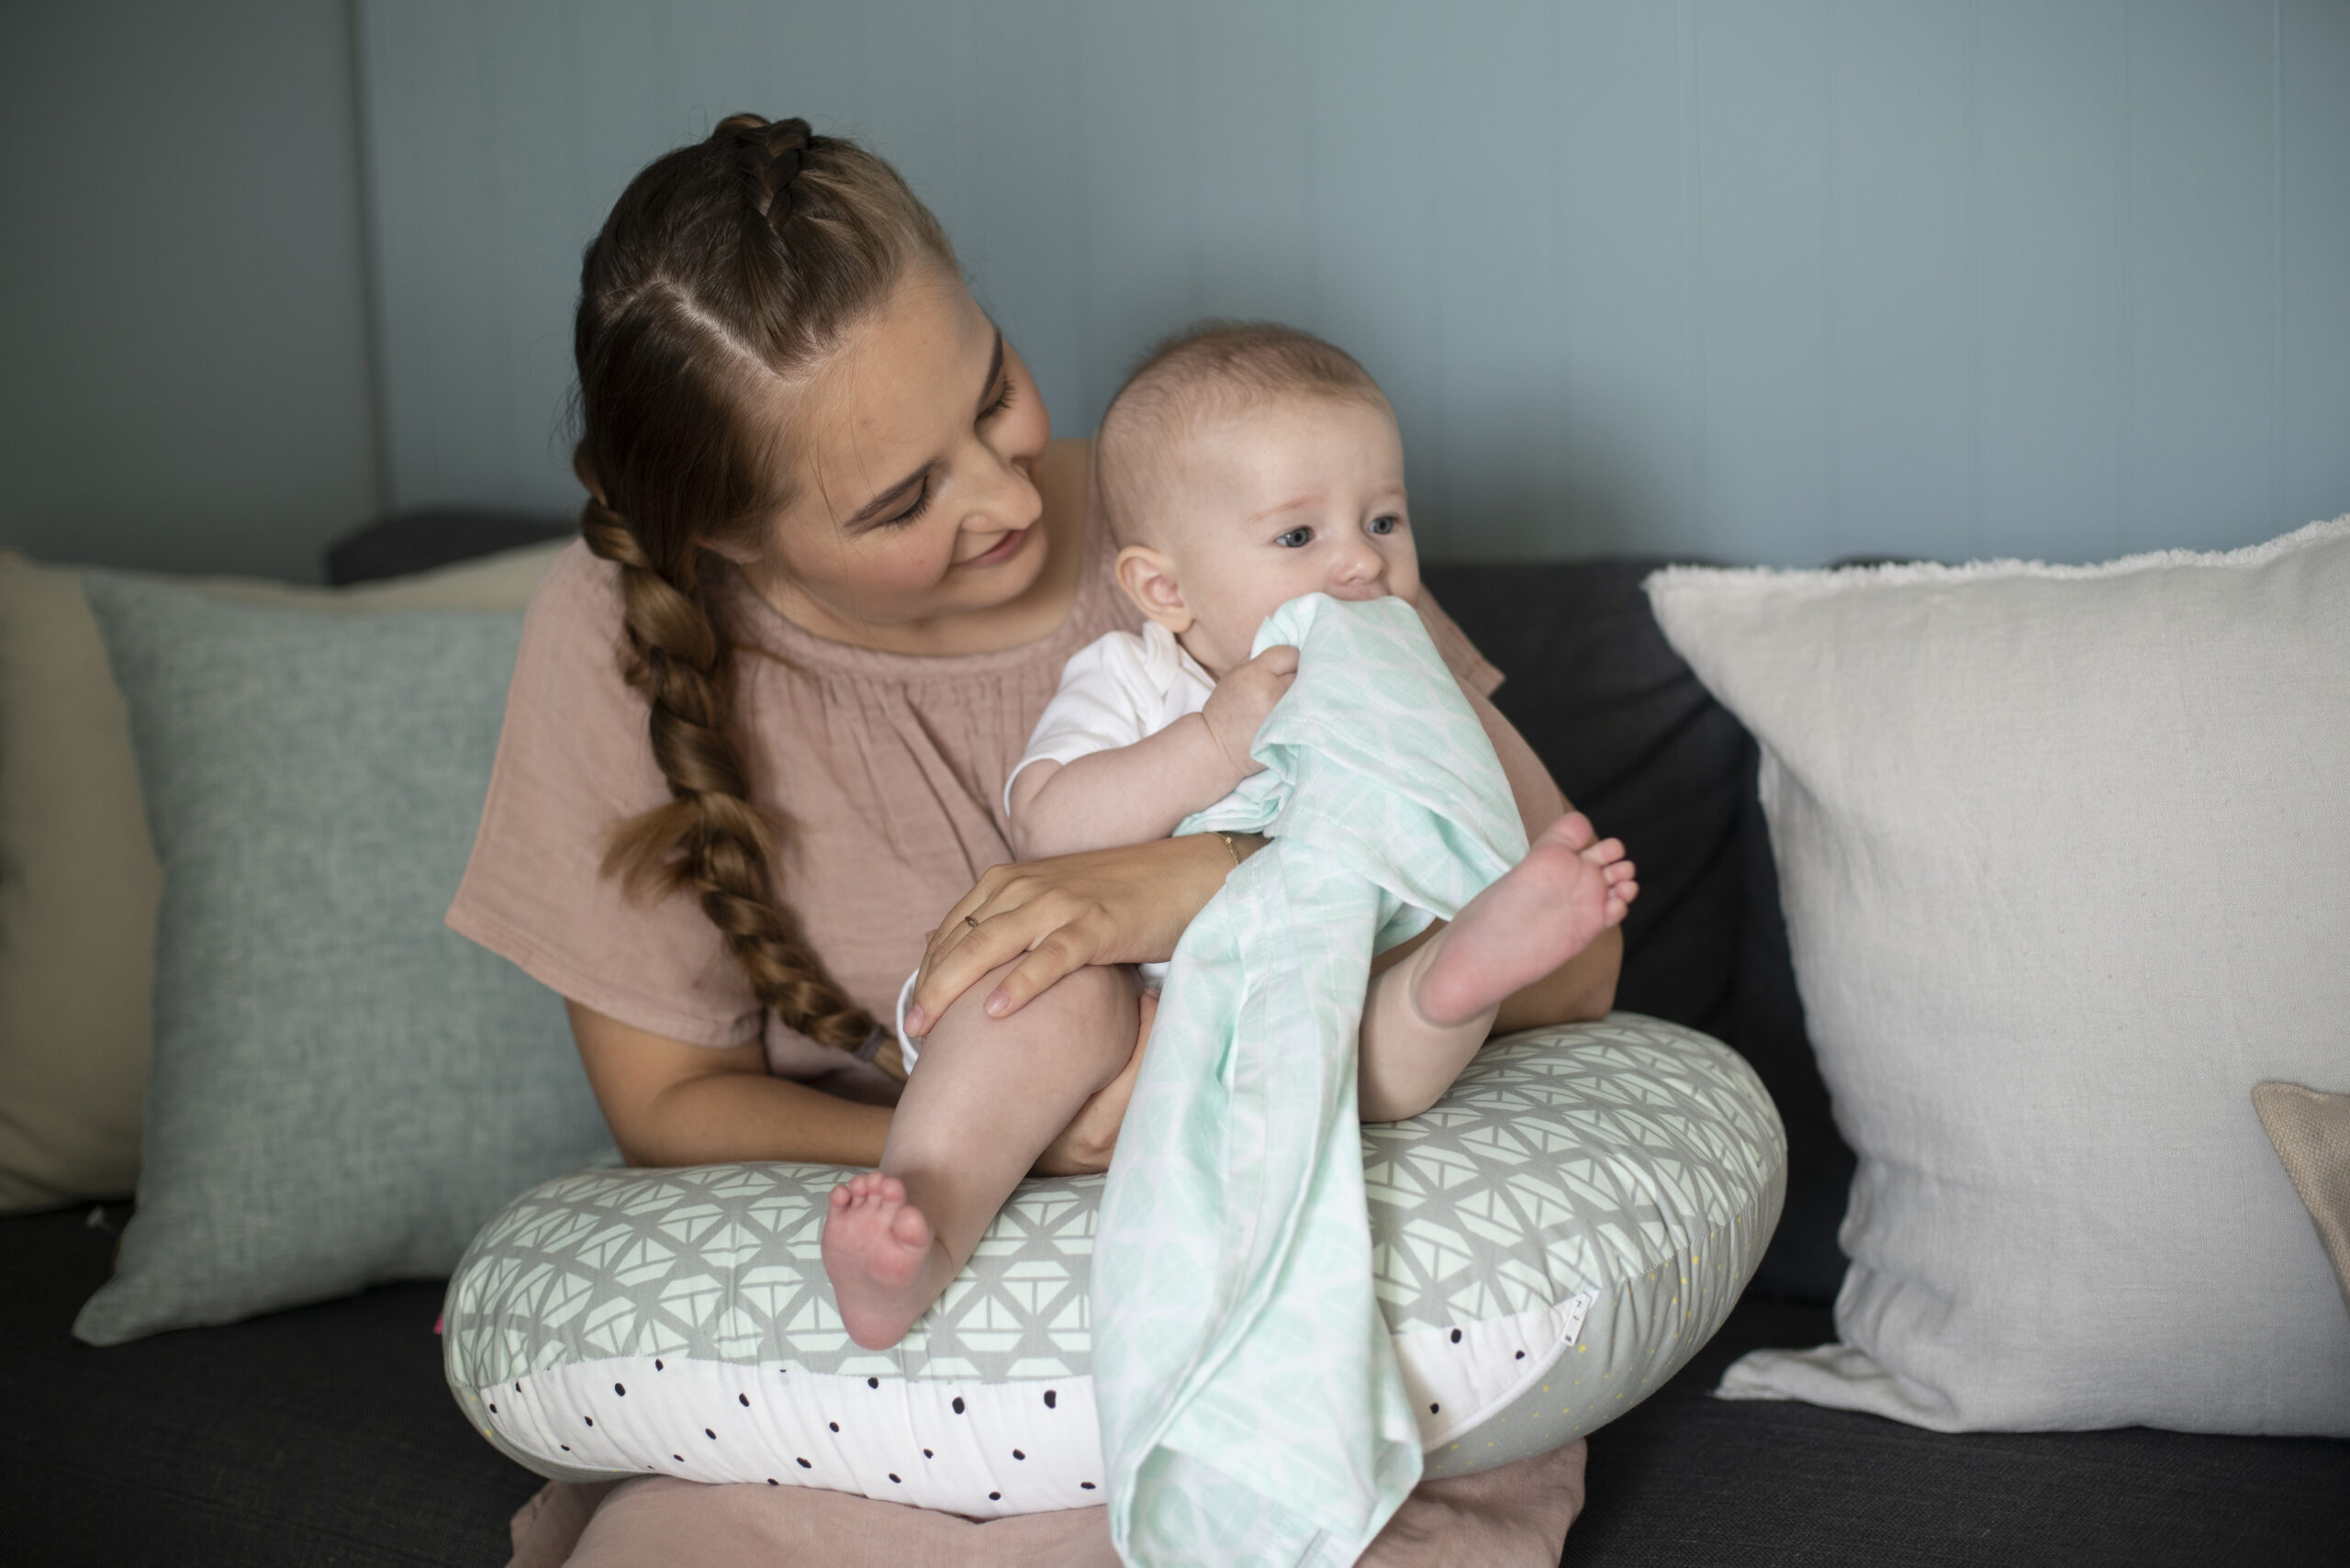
[569,999,1151,1174]
[567,1002,893,1168]
[913,677,1619,1036]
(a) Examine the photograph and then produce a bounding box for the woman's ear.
[695,532,762,568]
[1114,545,1193,633]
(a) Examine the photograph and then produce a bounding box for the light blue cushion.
[74,573,611,1345]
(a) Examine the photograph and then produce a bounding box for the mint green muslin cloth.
[1092,592,1532,1567]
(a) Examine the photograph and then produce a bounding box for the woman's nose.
[963,448,1044,535]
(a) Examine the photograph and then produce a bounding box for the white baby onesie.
[894,622,1217,1068]
[1002,620,1219,817]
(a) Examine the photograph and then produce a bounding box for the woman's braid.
[580,487,884,1061]
[720,113,812,229]
[565,106,957,1073]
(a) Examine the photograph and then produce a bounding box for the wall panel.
[357,0,2350,565]
[0,0,379,579]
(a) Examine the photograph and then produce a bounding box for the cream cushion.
[0,544,563,1214]
[1646,517,2350,1436]
[2253,1081,2350,1316]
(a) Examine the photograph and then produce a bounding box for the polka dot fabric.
[444,1015,1783,1510]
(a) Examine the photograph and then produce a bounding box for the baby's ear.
[1113,545,1193,633]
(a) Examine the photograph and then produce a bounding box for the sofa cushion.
[72,574,612,1344]
[8,1204,2344,1568]
[1650,518,2350,1434]
[2254,1082,2350,1315]
[1422,562,1852,1305]
[0,545,564,1216]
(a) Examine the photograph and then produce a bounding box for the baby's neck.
[1174,626,1231,681]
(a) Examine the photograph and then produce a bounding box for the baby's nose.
[1329,543,1383,593]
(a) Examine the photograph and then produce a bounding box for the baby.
[822,322,1637,1349]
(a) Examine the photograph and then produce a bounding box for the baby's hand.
[1200,644,1300,779]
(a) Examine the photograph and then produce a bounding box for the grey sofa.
[3,521,2342,1566]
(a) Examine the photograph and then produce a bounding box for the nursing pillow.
[443,1014,1782,1514]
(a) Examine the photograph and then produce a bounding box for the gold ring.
[963,913,980,928]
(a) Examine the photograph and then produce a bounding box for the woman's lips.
[957,527,1029,568]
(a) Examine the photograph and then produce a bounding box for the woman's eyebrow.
[842,329,1007,531]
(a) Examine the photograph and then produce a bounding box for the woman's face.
[744,263,1054,635]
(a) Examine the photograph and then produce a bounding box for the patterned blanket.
[1092,592,1530,1566]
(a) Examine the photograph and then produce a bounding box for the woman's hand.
[1033,990,1157,1175]
[905,834,1251,1035]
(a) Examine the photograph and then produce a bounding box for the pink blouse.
[447,514,1502,1080]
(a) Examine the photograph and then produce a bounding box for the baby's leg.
[1359,812,1637,1121]
[1357,953,1492,1123]
[822,961,1137,1350]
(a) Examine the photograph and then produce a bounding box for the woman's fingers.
[982,927,1094,1019]
[910,890,1101,1033]
[910,836,1233,1030]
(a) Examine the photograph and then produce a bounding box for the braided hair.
[573,115,952,1070]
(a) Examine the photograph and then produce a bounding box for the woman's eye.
[883,478,934,528]
[1367,513,1400,536]
[982,375,1016,420]
[1275,526,1313,549]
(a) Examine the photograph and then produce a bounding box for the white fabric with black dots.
[444,1015,1784,1508]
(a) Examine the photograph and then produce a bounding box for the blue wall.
[6,3,2347,577]
[357,0,2350,567]
[0,0,380,580]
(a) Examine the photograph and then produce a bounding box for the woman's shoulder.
[522,537,621,628]
[512,538,632,682]
[494,536,655,741]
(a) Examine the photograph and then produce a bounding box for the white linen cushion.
[1645,517,2350,1436]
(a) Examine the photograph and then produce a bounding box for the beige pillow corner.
[0,541,566,1215]
[0,551,160,1212]
[2253,1080,2350,1316]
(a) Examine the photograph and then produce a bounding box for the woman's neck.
[749,439,1094,657]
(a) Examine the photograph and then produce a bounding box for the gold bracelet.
[1214,831,1245,868]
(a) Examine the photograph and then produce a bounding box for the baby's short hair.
[1095,320,1388,547]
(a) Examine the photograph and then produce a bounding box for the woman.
[452,114,1611,1564]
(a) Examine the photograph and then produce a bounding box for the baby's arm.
[1010,644,1298,859]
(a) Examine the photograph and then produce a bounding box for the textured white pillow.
[1646,518,2350,1437]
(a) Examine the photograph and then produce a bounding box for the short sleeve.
[445,543,761,1049]
[1415,588,1505,698]
[1002,632,1158,812]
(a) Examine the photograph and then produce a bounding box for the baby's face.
[1152,394,1420,676]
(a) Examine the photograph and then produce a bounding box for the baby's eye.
[1275,526,1314,548]
[1367,514,1400,536]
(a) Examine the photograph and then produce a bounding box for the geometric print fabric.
[444,1014,1784,1488]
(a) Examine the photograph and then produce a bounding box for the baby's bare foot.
[1414,812,1639,1028]
[821,1172,953,1350]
